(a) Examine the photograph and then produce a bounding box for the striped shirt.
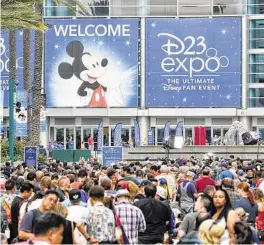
[115,201,146,244]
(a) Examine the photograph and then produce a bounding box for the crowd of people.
[0,154,264,245]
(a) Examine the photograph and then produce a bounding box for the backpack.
[1,206,8,233]
[2,198,12,223]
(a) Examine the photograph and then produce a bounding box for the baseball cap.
[220,162,228,168]
[116,189,130,198]
[156,186,167,200]
[237,169,244,176]
[140,179,150,187]
[159,178,167,185]
[186,171,195,178]
[69,189,81,202]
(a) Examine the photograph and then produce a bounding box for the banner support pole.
[9,80,15,165]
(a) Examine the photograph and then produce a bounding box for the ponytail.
[247,189,256,206]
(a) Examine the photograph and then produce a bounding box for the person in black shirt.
[134,183,171,244]
[10,182,34,241]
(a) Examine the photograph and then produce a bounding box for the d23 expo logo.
[158,33,229,78]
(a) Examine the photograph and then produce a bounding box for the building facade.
[2,0,264,149]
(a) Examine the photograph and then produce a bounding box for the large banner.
[15,90,28,137]
[102,146,123,167]
[45,19,139,108]
[97,120,104,151]
[134,119,140,147]
[0,30,34,107]
[114,123,122,146]
[146,18,242,107]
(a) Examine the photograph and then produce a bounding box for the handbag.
[114,211,129,244]
[71,221,87,245]
[257,230,264,241]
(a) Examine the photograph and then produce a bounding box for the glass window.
[250,20,264,49]
[93,128,98,151]
[110,0,138,16]
[249,55,264,84]
[185,128,193,145]
[259,128,264,139]
[206,127,211,145]
[76,127,81,149]
[149,0,177,16]
[213,0,246,15]
[50,127,54,141]
[249,88,264,107]
[157,128,164,145]
[45,0,109,17]
[248,0,264,14]
[56,128,64,149]
[121,128,129,147]
[83,128,92,148]
[66,128,74,149]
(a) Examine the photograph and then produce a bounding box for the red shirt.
[195,176,216,193]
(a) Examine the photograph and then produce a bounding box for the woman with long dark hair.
[212,188,240,244]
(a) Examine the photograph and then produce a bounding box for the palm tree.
[1,0,46,153]
[23,29,32,138]
[30,3,43,145]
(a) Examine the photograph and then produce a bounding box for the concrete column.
[139,116,149,146]
[239,116,251,132]
[138,17,149,145]
[140,17,146,108]
[242,15,248,109]
[137,0,150,16]
[240,16,251,132]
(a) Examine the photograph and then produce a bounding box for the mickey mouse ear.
[58,62,73,79]
[66,41,84,58]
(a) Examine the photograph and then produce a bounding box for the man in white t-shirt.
[67,189,89,224]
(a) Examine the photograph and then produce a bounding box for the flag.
[114,123,122,146]
[175,121,184,136]
[97,120,104,151]
[134,119,140,147]
[164,121,170,142]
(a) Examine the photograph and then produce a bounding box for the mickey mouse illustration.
[58,40,108,107]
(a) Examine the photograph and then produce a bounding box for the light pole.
[9,80,15,164]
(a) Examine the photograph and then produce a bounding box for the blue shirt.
[219,170,234,180]
[234,197,258,223]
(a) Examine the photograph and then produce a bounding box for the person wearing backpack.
[176,171,197,215]
[11,182,34,242]
[1,180,16,220]
[18,190,59,241]
[14,212,66,245]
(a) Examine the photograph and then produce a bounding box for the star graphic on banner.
[117,60,121,66]
[125,40,131,46]
[183,97,187,103]
[221,29,227,35]
[151,22,156,28]
[98,41,104,46]
[225,94,231,100]
[54,44,60,49]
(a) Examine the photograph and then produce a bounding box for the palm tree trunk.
[30,4,43,146]
[9,31,16,82]
[9,30,16,162]
[23,29,32,142]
